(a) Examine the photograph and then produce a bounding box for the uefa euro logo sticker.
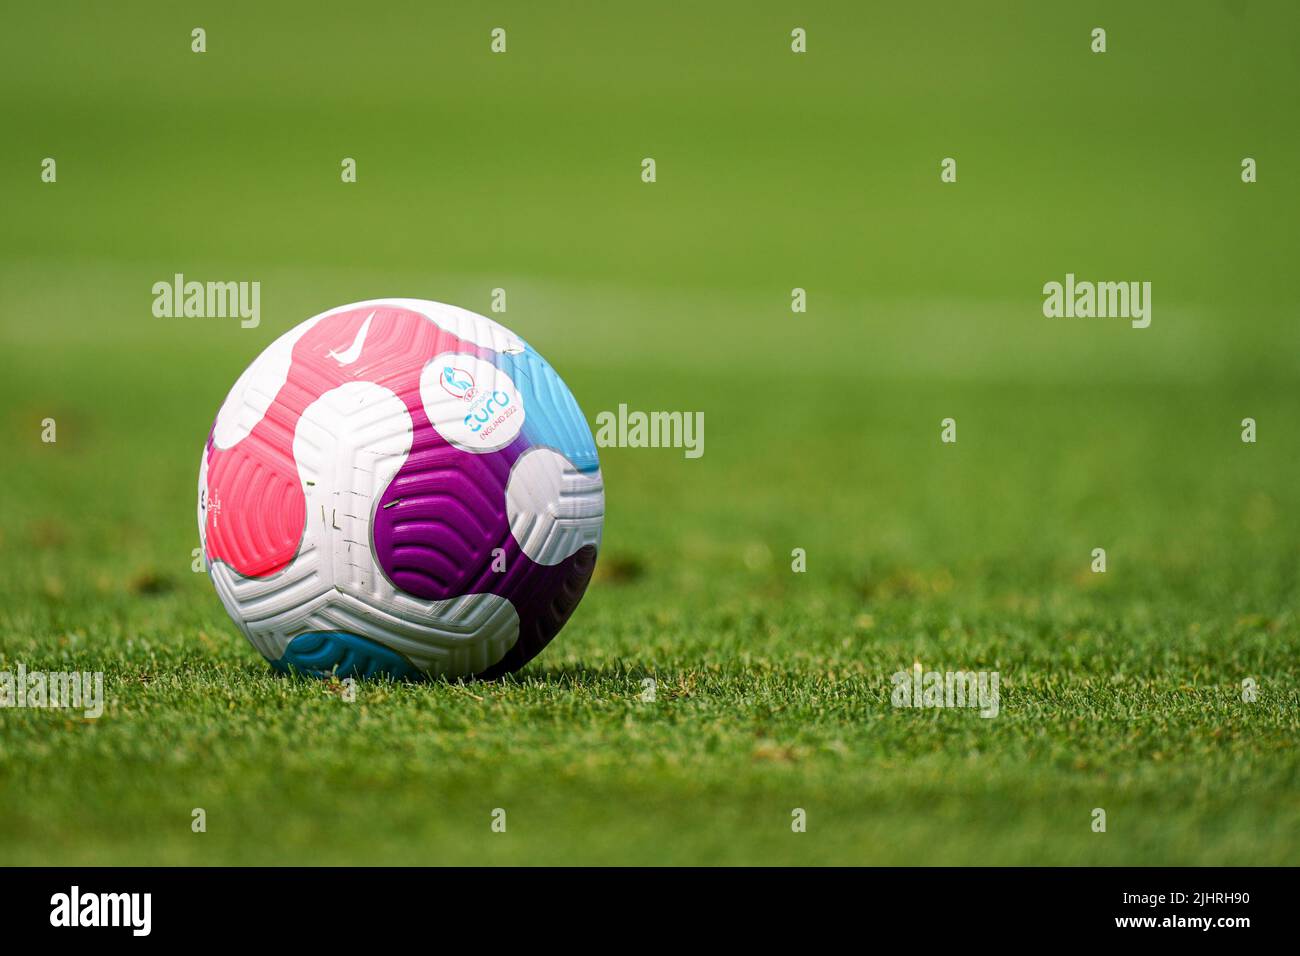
[420,352,525,453]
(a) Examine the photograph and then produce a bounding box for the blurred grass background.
[0,1,1298,864]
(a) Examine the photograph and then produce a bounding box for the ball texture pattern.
[198,299,603,680]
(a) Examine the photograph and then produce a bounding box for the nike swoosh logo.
[328,311,375,365]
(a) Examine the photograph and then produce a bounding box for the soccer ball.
[197,299,603,680]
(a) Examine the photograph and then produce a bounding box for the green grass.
[2,1,1299,865]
